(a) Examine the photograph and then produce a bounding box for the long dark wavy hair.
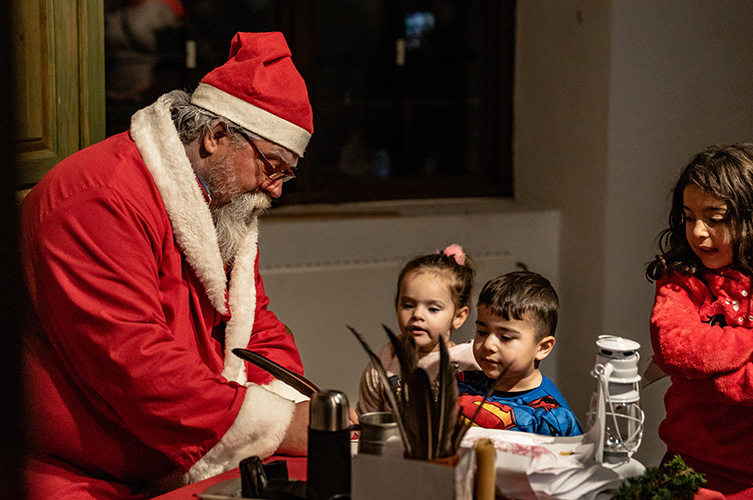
[646,143,753,281]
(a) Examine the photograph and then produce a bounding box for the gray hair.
[166,89,261,145]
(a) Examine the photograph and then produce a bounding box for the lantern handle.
[592,363,612,463]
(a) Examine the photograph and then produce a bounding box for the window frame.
[278,0,516,205]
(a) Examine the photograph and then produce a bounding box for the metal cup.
[358,411,400,455]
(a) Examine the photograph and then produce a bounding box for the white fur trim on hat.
[184,384,295,483]
[191,83,311,157]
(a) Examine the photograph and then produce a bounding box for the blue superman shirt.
[457,371,583,437]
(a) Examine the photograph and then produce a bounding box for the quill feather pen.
[405,367,434,459]
[436,336,459,458]
[383,325,420,449]
[383,324,458,459]
[347,325,413,456]
[232,348,320,397]
[383,325,417,386]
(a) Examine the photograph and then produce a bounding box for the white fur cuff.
[185,384,295,483]
[266,378,311,404]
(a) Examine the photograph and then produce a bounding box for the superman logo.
[527,395,559,411]
[458,394,516,430]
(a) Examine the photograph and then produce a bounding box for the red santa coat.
[21,95,304,499]
[651,268,753,490]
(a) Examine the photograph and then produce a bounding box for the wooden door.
[12,0,104,189]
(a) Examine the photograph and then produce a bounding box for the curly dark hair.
[646,143,753,281]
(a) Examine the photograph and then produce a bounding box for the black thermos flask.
[306,390,351,500]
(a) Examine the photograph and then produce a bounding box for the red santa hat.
[190,32,313,157]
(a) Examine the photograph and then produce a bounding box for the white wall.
[514,0,611,446]
[606,0,753,465]
[516,0,753,465]
[258,1,753,469]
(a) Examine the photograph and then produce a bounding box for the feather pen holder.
[348,324,482,500]
[351,448,475,500]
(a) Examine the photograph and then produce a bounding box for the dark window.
[104,0,515,204]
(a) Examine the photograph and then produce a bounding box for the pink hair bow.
[442,244,466,266]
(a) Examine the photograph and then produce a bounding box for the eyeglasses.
[241,132,297,183]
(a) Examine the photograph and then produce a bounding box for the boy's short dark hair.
[477,271,559,342]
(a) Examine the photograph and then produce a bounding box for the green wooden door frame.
[14,0,105,188]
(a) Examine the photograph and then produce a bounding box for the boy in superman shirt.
[457,271,583,436]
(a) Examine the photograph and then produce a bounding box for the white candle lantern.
[587,335,645,465]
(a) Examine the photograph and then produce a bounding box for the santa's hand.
[276,400,309,456]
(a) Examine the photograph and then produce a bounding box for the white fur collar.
[130,95,258,384]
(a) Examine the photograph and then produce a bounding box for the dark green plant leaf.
[611,455,706,500]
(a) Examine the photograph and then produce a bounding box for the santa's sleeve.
[185,384,295,482]
[26,187,297,481]
[185,248,304,482]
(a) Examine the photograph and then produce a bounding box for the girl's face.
[683,184,734,270]
[396,269,469,354]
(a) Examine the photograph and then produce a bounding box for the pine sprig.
[612,455,706,500]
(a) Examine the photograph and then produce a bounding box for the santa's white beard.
[212,191,271,265]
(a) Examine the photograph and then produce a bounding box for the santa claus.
[21,31,313,499]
